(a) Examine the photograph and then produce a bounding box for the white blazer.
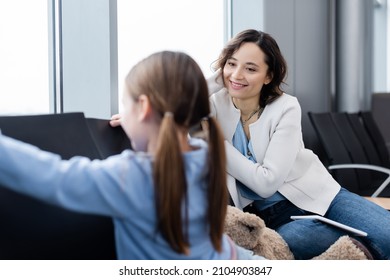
[207,73,340,215]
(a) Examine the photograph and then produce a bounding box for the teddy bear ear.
[226,205,266,231]
[238,212,266,232]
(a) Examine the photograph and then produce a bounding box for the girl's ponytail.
[204,116,228,252]
[153,112,189,254]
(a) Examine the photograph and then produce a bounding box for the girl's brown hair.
[125,51,228,254]
[213,29,287,108]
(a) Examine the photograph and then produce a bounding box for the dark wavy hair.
[213,29,287,108]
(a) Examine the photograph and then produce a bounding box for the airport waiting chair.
[308,112,390,197]
[347,113,384,167]
[86,117,131,159]
[0,112,131,260]
[359,111,390,168]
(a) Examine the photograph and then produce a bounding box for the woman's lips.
[230,80,247,90]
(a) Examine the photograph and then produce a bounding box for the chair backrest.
[371,93,390,152]
[0,112,101,159]
[0,112,120,259]
[347,113,382,166]
[330,112,373,191]
[308,112,360,193]
[359,111,390,168]
[308,111,390,196]
[86,117,131,159]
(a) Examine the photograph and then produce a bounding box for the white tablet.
[290,215,368,237]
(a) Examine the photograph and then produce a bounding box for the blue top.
[232,122,285,210]
[0,134,232,260]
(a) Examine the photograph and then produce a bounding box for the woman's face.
[223,42,271,102]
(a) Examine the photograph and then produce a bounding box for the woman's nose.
[231,67,243,79]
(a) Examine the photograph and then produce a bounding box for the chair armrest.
[328,164,390,197]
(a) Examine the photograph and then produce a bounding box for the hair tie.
[164,111,174,118]
[202,115,212,122]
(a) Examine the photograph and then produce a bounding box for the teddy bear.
[224,205,371,260]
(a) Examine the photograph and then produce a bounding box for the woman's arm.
[207,70,224,97]
[225,100,303,198]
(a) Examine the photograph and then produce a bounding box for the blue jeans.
[257,188,390,259]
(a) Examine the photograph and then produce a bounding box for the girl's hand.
[110,114,122,127]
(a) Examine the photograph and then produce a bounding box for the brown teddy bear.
[224,205,371,260]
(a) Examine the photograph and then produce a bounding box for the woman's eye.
[247,68,256,72]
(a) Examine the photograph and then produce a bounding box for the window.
[117,0,224,110]
[0,1,49,115]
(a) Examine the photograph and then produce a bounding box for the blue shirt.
[0,134,232,260]
[232,121,285,211]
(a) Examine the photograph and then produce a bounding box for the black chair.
[347,113,383,166]
[308,112,390,197]
[0,112,130,259]
[86,117,131,159]
[359,111,390,168]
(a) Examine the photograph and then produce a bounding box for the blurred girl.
[0,51,263,259]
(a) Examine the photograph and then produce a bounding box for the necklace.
[241,106,262,126]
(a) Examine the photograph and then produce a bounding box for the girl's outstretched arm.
[0,133,136,218]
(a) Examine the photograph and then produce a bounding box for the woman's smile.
[229,80,247,90]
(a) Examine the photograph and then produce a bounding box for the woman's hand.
[110,114,122,127]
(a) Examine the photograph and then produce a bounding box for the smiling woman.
[207,29,390,260]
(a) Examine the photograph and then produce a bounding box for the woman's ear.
[136,94,152,121]
[265,71,273,85]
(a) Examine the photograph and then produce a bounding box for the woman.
[207,29,390,259]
